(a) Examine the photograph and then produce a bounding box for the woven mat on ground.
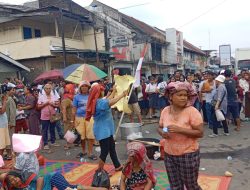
[39,159,231,190]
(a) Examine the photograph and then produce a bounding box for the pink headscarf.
[166,81,197,106]
[123,142,156,186]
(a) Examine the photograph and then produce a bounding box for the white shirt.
[145,83,157,93]
[157,81,167,97]
[239,79,249,94]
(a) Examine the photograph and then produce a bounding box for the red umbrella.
[34,69,63,83]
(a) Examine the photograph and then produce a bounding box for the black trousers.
[99,135,121,168]
[202,101,208,122]
[211,108,229,134]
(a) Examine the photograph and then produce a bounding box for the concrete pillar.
[44,58,51,71]
[54,18,59,37]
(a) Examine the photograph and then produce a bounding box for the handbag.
[50,113,62,123]
[91,169,110,188]
[48,106,62,123]
[211,90,226,108]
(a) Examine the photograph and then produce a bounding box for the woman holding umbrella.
[85,84,127,171]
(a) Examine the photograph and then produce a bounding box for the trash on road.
[153,151,161,160]
[199,167,206,171]
[80,157,86,162]
[65,151,71,156]
[227,156,232,160]
[95,147,101,152]
[145,130,150,134]
[225,171,233,177]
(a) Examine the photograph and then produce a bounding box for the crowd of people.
[0,68,249,189]
[139,69,250,134]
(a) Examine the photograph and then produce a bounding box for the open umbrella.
[34,69,63,83]
[63,64,107,84]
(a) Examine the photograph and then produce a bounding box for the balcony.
[0,36,86,60]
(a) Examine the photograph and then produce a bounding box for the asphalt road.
[40,116,250,190]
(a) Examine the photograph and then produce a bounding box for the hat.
[215,75,225,83]
[7,82,16,88]
[79,80,90,88]
[220,70,225,74]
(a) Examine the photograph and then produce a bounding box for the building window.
[34,29,41,38]
[151,42,162,61]
[191,53,195,61]
[23,27,32,39]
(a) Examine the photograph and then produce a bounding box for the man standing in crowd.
[224,69,241,131]
[5,85,17,160]
[239,71,250,120]
[199,72,208,124]
[200,71,216,129]
[128,84,143,124]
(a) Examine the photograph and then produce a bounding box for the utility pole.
[93,26,100,65]
[60,8,67,68]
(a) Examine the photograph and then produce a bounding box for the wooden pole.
[114,86,133,141]
[114,43,148,141]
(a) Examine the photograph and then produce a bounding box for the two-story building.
[88,0,170,79]
[183,40,207,73]
[0,0,112,81]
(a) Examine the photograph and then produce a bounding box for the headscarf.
[166,81,196,106]
[63,83,75,100]
[85,84,105,121]
[123,142,156,186]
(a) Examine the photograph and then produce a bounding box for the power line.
[178,0,230,29]
[117,0,166,10]
[118,2,151,10]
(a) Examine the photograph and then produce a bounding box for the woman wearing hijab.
[85,84,127,171]
[72,81,96,160]
[158,81,204,190]
[120,142,156,190]
[61,83,75,149]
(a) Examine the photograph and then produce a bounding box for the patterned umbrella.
[63,64,107,84]
[34,69,63,83]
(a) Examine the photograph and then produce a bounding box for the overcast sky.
[1,0,250,55]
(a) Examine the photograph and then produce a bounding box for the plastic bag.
[64,130,78,143]
[215,110,225,121]
[91,169,110,188]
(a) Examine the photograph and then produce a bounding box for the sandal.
[76,152,87,158]
[88,154,97,160]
